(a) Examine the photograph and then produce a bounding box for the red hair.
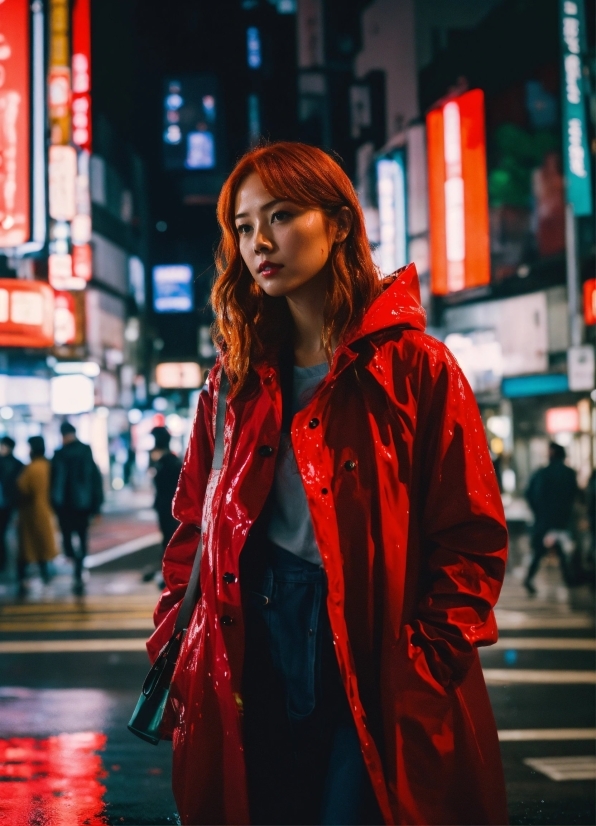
[211,142,381,395]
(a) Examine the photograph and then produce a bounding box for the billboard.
[0,0,31,248]
[427,89,490,295]
[152,265,194,313]
[0,279,54,347]
[163,76,220,171]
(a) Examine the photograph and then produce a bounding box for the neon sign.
[559,0,592,216]
[0,0,31,247]
[0,279,54,347]
[72,0,91,152]
[376,153,407,275]
[426,89,490,295]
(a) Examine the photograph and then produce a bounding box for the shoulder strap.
[174,368,230,634]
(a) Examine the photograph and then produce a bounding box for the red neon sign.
[584,279,596,326]
[0,0,31,247]
[72,0,91,152]
[0,279,54,347]
[427,89,490,295]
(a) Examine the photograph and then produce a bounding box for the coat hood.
[347,262,426,345]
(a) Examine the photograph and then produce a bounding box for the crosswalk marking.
[0,618,154,632]
[0,598,157,614]
[495,610,594,630]
[484,668,596,684]
[490,637,596,650]
[524,755,596,781]
[499,729,596,741]
[0,638,148,653]
[84,532,162,568]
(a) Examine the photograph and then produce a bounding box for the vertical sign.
[72,0,91,152]
[376,153,407,275]
[49,0,70,145]
[427,89,490,295]
[560,0,592,216]
[0,0,30,247]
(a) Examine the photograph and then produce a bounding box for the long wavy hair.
[211,142,381,395]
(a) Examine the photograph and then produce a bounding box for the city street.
[1,520,594,826]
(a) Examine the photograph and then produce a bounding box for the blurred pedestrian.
[51,421,104,595]
[0,435,24,572]
[16,436,57,596]
[147,143,508,826]
[524,441,578,595]
[145,426,181,584]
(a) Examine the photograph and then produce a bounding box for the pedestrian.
[16,436,57,596]
[51,421,104,595]
[524,441,579,595]
[147,143,509,825]
[0,435,24,572]
[144,425,182,585]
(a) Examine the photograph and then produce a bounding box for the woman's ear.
[334,206,353,244]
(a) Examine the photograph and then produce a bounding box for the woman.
[148,142,509,826]
[17,435,57,594]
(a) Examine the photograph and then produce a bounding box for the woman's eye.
[271,210,290,223]
[237,224,251,235]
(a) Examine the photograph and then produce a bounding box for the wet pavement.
[0,522,594,825]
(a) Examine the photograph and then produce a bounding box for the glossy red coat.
[148,264,509,826]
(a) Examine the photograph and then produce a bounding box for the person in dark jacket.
[150,426,182,554]
[524,442,578,594]
[0,436,24,571]
[51,421,104,594]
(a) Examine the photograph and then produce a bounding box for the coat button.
[308,418,320,429]
[223,572,237,584]
[258,445,274,457]
[220,615,234,626]
[344,460,356,471]
[321,487,328,495]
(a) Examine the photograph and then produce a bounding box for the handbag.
[128,371,229,745]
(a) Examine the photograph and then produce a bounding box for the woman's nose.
[253,228,273,253]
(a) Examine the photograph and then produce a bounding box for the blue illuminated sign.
[247,27,262,69]
[152,265,194,313]
[502,374,569,398]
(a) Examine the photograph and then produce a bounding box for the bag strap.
[174,368,230,635]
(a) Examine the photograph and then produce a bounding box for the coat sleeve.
[147,367,217,662]
[411,344,508,687]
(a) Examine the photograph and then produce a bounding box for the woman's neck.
[285,275,328,367]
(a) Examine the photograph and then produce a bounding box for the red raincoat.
[148,263,509,826]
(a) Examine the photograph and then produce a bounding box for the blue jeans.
[242,543,379,825]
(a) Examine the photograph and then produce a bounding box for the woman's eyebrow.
[234,198,285,220]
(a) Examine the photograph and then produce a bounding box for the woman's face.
[234,173,343,299]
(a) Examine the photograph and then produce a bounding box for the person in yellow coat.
[17,435,58,595]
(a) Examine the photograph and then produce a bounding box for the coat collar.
[346,262,426,346]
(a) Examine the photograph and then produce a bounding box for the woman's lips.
[258,263,284,278]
